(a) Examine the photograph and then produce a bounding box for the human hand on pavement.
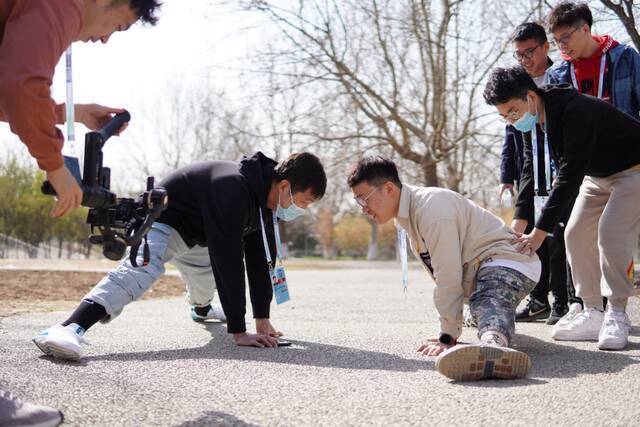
[417,338,454,357]
[75,104,128,134]
[46,166,83,217]
[232,332,280,348]
[255,319,283,338]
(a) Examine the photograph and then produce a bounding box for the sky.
[0,1,264,190]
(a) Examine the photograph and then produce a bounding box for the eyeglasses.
[354,186,379,208]
[551,26,579,47]
[513,44,542,62]
[498,107,523,124]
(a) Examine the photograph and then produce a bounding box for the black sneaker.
[515,297,550,322]
[546,302,569,325]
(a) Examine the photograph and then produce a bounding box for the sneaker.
[436,340,531,381]
[32,323,87,361]
[515,297,550,322]
[553,302,582,330]
[0,389,63,427]
[551,308,604,341]
[598,310,631,350]
[462,304,477,328]
[190,304,227,323]
[546,302,569,325]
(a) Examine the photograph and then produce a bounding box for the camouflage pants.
[468,266,537,343]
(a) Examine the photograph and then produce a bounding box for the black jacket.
[156,152,277,333]
[515,85,640,232]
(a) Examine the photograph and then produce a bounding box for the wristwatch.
[438,333,456,346]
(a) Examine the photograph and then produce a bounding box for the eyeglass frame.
[354,186,380,208]
[512,43,543,62]
[498,102,526,124]
[551,26,580,47]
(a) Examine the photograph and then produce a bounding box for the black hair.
[547,1,593,33]
[114,0,162,25]
[347,156,402,188]
[511,22,547,44]
[483,66,538,106]
[275,152,327,199]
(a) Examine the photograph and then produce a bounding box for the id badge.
[270,265,290,305]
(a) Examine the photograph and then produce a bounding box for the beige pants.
[565,166,640,310]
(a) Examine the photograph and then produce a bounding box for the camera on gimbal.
[42,111,168,267]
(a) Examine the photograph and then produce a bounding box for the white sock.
[480,331,509,347]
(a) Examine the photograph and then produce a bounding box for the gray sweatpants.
[85,222,216,321]
[565,167,640,311]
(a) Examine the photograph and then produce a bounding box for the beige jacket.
[395,185,539,339]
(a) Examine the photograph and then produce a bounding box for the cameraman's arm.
[0,0,81,172]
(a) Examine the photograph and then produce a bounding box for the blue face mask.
[276,187,306,222]
[513,97,539,133]
[513,111,539,133]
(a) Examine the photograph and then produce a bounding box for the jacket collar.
[397,184,411,220]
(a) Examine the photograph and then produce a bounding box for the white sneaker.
[553,302,582,330]
[32,323,87,361]
[551,308,604,341]
[191,304,227,323]
[0,390,63,427]
[598,310,631,350]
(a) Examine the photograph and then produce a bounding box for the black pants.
[527,222,571,307]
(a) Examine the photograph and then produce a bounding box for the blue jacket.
[546,43,640,118]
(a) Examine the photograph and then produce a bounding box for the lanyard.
[570,54,606,99]
[397,227,408,291]
[65,47,76,154]
[531,124,552,194]
[259,208,282,268]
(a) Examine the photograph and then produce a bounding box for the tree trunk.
[422,159,439,187]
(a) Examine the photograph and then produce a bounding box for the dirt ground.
[0,270,185,317]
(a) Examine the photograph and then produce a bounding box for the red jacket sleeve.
[0,0,81,171]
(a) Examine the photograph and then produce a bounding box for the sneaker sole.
[191,315,226,323]
[551,331,599,341]
[32,337,82,361]
[436,345,531,381]
[598,339,629,351]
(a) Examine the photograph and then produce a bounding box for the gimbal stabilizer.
[42,111,168,266]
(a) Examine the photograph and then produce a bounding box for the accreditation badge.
[270,265,290,305]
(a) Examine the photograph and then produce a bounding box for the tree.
[598,0,640,51]
[241,0,512,190]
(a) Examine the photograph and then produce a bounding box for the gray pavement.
[1,266,640,426]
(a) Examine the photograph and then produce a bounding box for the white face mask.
[276,186,305,222]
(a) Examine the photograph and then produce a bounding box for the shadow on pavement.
[84,323,432,372]
[172,411,259,427]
